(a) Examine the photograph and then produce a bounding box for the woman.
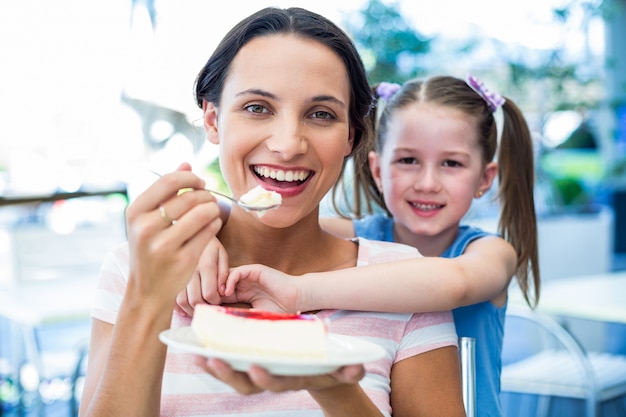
[79,7,465,416]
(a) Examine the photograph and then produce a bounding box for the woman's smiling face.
[203,34,354,225]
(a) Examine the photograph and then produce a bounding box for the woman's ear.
[368,150,383,192]
[202,100,219,145]
[344,127,355,157]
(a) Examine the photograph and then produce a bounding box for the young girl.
[218,75,541,416]
[79,7,465,417]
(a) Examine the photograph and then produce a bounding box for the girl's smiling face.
[370,101,496,241]
[203,34,354,226]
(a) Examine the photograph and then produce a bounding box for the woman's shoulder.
[100,241,131,278]
[106,240,130,261]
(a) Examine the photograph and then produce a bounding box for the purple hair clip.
[376,82,401,101]
[467,74,505,112]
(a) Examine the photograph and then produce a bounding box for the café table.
[508,270,626,355]
[509,271,626,325]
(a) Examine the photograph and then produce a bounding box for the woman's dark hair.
[336,75,540,307]
[194,7,374,158]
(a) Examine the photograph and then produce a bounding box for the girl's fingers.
[216,244,230,296]
[174,303,191,318]
[185,272,205,307]
[175,285,194,317]
[223,268,244,297]
[199,273,223,305]
[197,239,228,303]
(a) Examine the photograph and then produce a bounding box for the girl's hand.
[175,236,230,317]
[124,163,223,307]
[224,264,301,313]
[197,357,364,395]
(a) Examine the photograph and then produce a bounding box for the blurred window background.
[1,0,625,416]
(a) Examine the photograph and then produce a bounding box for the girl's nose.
[414,166,441,192]
[265,117,308,160]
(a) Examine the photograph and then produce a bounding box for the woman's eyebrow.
[236,90,346,109]
[236,88,277,99]
[309,95,346,108]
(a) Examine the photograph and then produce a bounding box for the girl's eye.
[244,104,269,114]
[443,160,462,167]
[397,157,417,165]
[310,110,334,120]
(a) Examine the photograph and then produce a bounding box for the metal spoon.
[149,170,281,213]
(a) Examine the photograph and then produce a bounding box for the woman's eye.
[311,110,334,120]
[245,104,268,114]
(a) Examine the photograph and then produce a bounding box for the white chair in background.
[501,304,626,417]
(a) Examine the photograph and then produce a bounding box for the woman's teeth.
[253,166,309,182]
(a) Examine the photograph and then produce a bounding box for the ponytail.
[497,99,541,307]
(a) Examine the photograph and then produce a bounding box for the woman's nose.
[265,117,308,159]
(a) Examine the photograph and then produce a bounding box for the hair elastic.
[376,82,401,101]
[466,74,505,112]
